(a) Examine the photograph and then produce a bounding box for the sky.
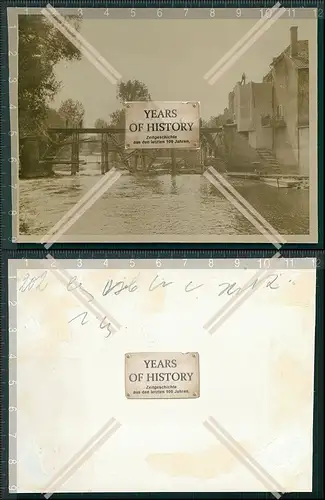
[52,15,317,127]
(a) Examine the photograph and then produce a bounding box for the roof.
[271,40,309,69]
[263,70,273,83]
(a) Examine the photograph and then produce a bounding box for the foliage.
[44,108,66,128]
[205,116,220,127]
[116,79,151,104]
[105,79,151,128]
[58,98,85,126]
[94,118,108,128]
[109,109,125,127]
[200,118,209,149]
[18,15,81,137]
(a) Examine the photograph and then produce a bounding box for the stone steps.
[256,148,282,172]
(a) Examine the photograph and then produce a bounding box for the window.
[276,104,284,118]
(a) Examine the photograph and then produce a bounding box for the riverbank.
[226,172,309,189]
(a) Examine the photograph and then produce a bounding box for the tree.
[109,109,125,127]
[59,99,85,126]
[116,79,151,104]
[91,118,108,154]
[45,108,66,128]
[199,118,209,164]
[203,116,220,127]
[94,118,108,128]
[18,14,82,137]
[107,80,151,128]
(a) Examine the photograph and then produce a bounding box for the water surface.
[19,160,309,239]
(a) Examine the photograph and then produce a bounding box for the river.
[19,158,309,239]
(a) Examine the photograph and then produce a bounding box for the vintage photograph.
[8,7,318,242]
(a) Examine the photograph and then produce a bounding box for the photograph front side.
[8,7,319,243]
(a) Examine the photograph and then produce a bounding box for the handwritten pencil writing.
[184,281,204,293]
[19,271,48,292]
[102,276,138,296]
[218,273,281,296]
[68,311,112,338]
[148,274,174,292]
[18,272,288,301]
[67,276,95,302]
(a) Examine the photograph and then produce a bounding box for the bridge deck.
[47,127,223,134]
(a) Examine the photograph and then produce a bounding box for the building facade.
[229,26,309,175]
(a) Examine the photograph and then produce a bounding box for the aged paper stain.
[18,291,75,358]
[142,282,166,314]
[271,354,313,429]
[269,271,315,307]
[146,443,251,479]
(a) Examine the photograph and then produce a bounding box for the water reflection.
[70,176,82,191]
[19,165,310,237]
[170,176,179,195]
[199,177,222,201]
[130,174,160,194]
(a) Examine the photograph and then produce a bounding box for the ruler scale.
[4,254,325,269]
[7,260,18,495]
[2,249,325,269]
[2,4,323,19]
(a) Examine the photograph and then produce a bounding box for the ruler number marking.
[314,8,324,17]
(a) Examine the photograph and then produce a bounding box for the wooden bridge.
[19,125,224,177]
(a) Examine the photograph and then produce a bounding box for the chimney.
[290,26,298,57]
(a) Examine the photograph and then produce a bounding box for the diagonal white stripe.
[40,170,121,248]
[45,4,121,80]
[43,420,121,498]
[208,416,286,492]
[207,6,286,85]
[204,3,281,81]
[38,5,124,247]
[42,418,116,492]
[40,169,118,243]
[204,169,284,248]
[204,417,285,498]
[206,167,286,246]
[41,8,120,84]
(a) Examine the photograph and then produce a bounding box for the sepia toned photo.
[8,7,318,243]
